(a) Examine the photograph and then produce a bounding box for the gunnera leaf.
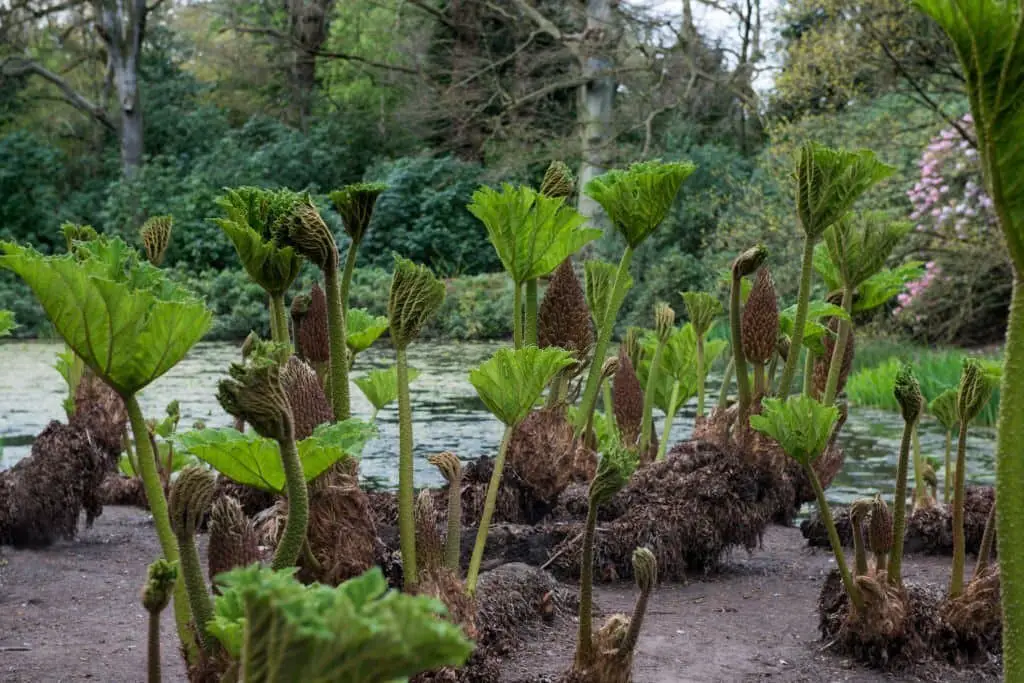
[355,365,421,412]
[470,346,575,426]
[329,182,388,245]
[346,308,389,354]
[468,184,600,284]
[680,291,722,338]
[0,238,212,396]
[207,565,473,680]
[177,419,376,494]
[822,212,913,290]
[929,388,960,432]
[0,310,15,337]
[585,259,633,327]
[388,256,446,350]
[749,395,839,465]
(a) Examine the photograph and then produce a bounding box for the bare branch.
[1,56,115,131]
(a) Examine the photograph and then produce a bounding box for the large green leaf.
[468,184,600,284]
[793,143,896,238]
[854,262,925,312]
[0,310,14,337]
[469,346,574,426]
[915,0,1024,270]
[0,238,211,396]
[178,419,376,494]
[780,300,850,353]
[583,160,696,248]
[346,308,389,354]
[822,212,913,290]
[749,395,839,465]
[354,365,420,412]
[208,565,473,681]
[584,260,633,327]
[214,187,305,295]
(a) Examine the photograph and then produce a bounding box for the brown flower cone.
[415,490,444,575]
[297,282,330,365]
[507,407,576,502]
[613,349,644,448]
[812,317,855,398]
[279,356,334,441]
[207,495,261,590]
[538,258,593,361]
[741,267,779,365]
[70,369,127,465]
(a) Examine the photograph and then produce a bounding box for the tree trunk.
[576,0,617,236]
[115,59,144,177]
[286,0,335,130]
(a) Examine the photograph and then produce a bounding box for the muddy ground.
[0,506,999,682]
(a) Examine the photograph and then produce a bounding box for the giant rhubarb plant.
[215,187,304,346]
[208,565,473,681]
[908,2,1024,667]
[681,291,723,418]
[389,257,446,587]
[573,161,695,434]
[469,183,599,347]
[775,144,895,398]
[928,389,959,504]
[888,364,923,587]
[465,346,574,593]
[638,303,675,453]
[0,236,212,656]
[329,182,388,316]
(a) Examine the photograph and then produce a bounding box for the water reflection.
[0,340,996,509]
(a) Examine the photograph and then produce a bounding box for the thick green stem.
[803,349,815,396]
[271,430,308,571]
[887,416,915,587]
[147,611,161,683]
[340,242,359,316]
[126,397,195,660]
[717,357,734,410]
[996,267,1024,681]
[546,370,569,409]
[656,382,681,462]
[575,502,599,669]
[695,335,707,417]
[512,283,523,349]
[176,529,214,650]
[950,420,970,597]
[943,430,953,505]
[729,274,752,419]
[822,288,853,407]
[805,461,863,611]
[396,347,417,587]
[639,339,667,453]
[466,425,514,593]
[444,471,462,572]
[269,294,289,346]
[912,426,926,510]
[525,278,539,347]
[776,236,816,397]
[974,497,997,580]
[621,579,652,655]
[574,248,634,433]
[325,266,351,420]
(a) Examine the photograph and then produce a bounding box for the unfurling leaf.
[749,395,839,465]
[585,259,633,327]
[470,346,575,426]
[929,389,960,432]
[177,419,376,494]
[0,238,211,396]
[355,365,421,412]
[680,291,722,338]
[329,182,388,245]
[346,308,389,354]
[388,256,446,350]
[794,143,895,238]
[589,440,638,505]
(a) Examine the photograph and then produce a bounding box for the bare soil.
[0,506,999,682]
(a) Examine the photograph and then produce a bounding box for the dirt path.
[0,507,1000,682]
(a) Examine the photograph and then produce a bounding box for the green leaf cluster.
[583,160,696,248]
[346,308,389,354]
[388,256,446,349]
[680,291,722,337]
[208,565,473,682]
[819,212,912,290]
[749,395,839,465]
[929,388,960,432]
[779,301,850,354]
[794,143,896,237]
[468,184,600,284]
[0,237,212,396]
[589,441,638,505]
[355,365,420,412]
[177,419,376,494]
[469,346,574,426]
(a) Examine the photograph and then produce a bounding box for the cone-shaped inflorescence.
[414,489,444,575]
[217,352,308,572]
[168,466,217,650]
[681,291,723,418]
[141,559,178,683]
[613,347,644,449]
[575,443,638,671]
[729,246,767,422]
[208,496,261,590]
[539,257,593,361]
[888,363,922,588]
[639,303,675,453]
[540,160,575,199]
[140,216,173,267]
[297,283,330,367]
[389,257,446,588]
[428,452,463,572]
[290,292,310,353]
[869,493,892,575]
[280,355,334,440]
[741,267,778,395]
[951,359,997,597]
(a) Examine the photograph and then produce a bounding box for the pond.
[0,340,996,511]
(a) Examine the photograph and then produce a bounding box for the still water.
[0,341,996,509]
